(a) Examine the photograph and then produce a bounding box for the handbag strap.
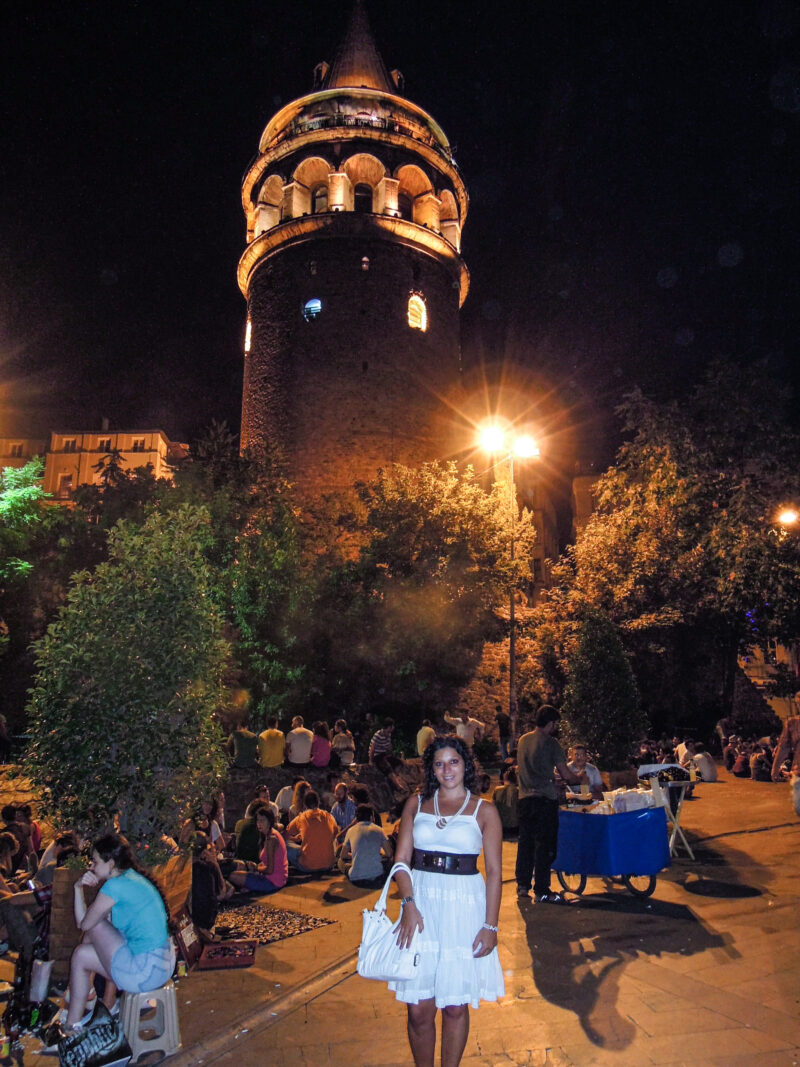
[374,861,413,914]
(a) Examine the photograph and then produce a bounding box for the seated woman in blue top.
[63,833,175,1031]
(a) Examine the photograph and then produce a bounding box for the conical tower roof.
[323,0,396,93]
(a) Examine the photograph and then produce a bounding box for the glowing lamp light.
[778,507,799,526]
[513,435,540,459]
[479,424,506,453]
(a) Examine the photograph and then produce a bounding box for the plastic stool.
[120,980,181,1064]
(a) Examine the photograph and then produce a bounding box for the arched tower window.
[408,293,427,332]
[312,184,329,213]
[398,193,413,220]
[354,183,373,213]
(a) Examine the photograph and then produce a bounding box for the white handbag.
[357,862,421,983]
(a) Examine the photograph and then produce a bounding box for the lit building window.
[98,438,112,453]
[132,438,146,453]
[303,298,322,322]
[361,256,370,271]
[244,318,252,354]
[63,438,77,453]
[10,443,23,457]
[58,473,74,499]
[408,293,427,331]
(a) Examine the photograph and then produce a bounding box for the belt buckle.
[435,855,445,870]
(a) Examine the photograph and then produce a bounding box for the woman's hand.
[396,901,423,950]
[79,871,99,889]
[471,926,497,958]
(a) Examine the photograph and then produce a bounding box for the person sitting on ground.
[0,832,22,894]
[444,708,483,748]
[368,718,404,789]
[337,804,394,884]
[689,742,718,782]
[229,808,288,895]
[723,735,739,772]
[286,791,339,874]
[288,779,311,821]
[189,832,233,938]
[330,718,356,769]
[567,745,604,799]
[0,805,33,873]
[311,721,332,768]
[178,802,225,855]
[732,741,753,778]
[257,716,285,768]
[330,782,357,832]
[233,801,269,864]
[35,833,80,886]
[750,744,773,782]
[50,833,175,1044]
[416,718,436,757]
[674,737,693,765]
[274,778,302,824]
[226,720,258,769]
[492,766,520,833]
[0,832,58,957]
[252,785,280,822]
[285,716,314,767]
[17,804,42,856]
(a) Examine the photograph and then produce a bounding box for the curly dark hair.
[421,734,477,799]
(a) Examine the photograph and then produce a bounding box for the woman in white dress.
[393,734,504,1067]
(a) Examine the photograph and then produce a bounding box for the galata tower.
[238,0,469,502]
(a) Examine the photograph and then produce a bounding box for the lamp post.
[479,424,540,739]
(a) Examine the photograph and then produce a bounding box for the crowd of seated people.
[225,715,359,771]
[724,735,780,780]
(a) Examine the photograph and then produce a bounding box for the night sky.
[3,0,799,462]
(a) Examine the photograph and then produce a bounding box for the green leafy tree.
[520,360,800,736]
[0,458,49,587]
[25,505,228,850]
[299,462,536,728]
[561,610,646,768]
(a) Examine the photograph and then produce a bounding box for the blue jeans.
[515,795,559,896]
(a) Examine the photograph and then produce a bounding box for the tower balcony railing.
[252,112,458,171]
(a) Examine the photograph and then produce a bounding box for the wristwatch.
[400,896,415,907]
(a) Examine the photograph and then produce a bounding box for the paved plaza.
[166,770,800,1067]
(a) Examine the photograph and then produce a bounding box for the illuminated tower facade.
[238,1,468,500]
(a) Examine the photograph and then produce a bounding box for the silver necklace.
[433,789,470,830]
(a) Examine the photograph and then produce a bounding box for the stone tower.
[238,1,468,501]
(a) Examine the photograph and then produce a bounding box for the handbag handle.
[373,861,413,915]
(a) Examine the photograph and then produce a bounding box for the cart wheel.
[622,874,656,897]
[556,871,587,895]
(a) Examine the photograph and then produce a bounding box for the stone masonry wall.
[242,217,463,497]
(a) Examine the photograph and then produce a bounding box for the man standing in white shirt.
[285,715,313,767]
[444,709,483,749]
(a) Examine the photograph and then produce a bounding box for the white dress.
[389,795,505,1009]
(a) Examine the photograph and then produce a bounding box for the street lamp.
[479,423,540,739]
[777,507,799,527]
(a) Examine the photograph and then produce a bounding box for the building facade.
[42,430,184,500]
[238,1,468,501]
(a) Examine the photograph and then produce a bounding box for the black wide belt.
[411,849,479,875]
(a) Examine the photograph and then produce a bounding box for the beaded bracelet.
[482,922,498,933]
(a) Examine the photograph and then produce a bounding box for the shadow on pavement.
[518,890,727,1051]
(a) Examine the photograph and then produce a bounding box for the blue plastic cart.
[552,806,671,898]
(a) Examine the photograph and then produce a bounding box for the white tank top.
[412,794,483,854]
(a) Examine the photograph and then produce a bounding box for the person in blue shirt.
[60,833,175,1034]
